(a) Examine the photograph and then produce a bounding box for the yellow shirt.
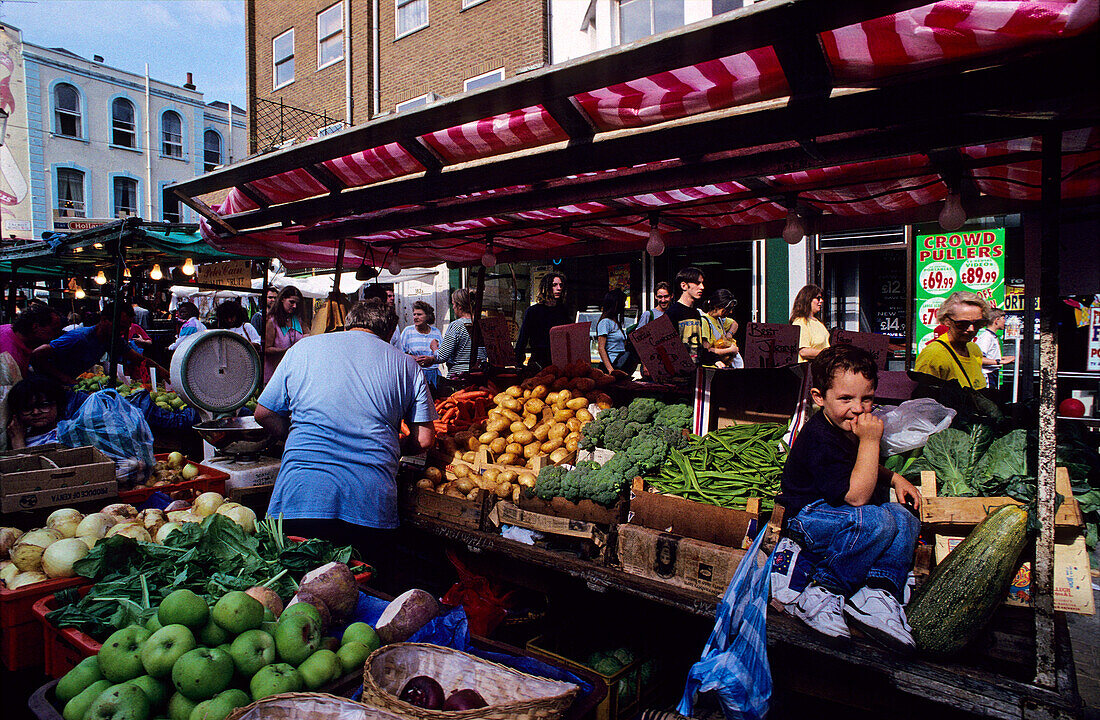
[914,339,988,390]
[792,317,829,363]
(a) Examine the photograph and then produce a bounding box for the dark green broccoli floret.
[535,465,567,500]
[580,406,624,451]
[654,403,692,430]
[625,397,662,424]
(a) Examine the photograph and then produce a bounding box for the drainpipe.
[144,64,153,218]
[372,0,380,116]
[345,0,353,124]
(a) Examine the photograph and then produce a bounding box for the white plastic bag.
[875,398,956,456]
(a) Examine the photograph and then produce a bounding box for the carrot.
[440,407,459,422]
[450,390,490,401]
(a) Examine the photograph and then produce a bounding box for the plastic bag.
[57,388,155,487]
[677,527,776,720]
[874,398,956,456]
[440,549,515,637]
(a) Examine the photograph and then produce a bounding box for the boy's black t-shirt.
[664,301,703,362]
[779,411,888,518]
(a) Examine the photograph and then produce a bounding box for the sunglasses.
[949,318,988,330]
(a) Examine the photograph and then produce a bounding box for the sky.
[0,0,247,108]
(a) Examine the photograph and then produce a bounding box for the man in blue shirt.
[31,303,164,385]
[254,299,436,576]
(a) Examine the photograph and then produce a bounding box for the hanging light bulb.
[481,238,498,268]
[123,266,131,278]
[181,257,196,276]
[387,251,402,275]
[149,264,163,281]
[93,243,103,249]
[74,287,86,299]
[646,215,666,257]
[94,270,107,285]
[783,209,806,245]
[939,191,967,231]
[73,246,83,253]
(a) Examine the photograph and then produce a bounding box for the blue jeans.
[787,500,920,600]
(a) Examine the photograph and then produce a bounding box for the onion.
[164,500,191,512]
[154,522,182,544]
[11,528,62,572]
[215,503,257,533]
[42,538,90,578]
[0,527,23,559]
[47,508,84,538]
[192,492,225,517]
[137,508,167,536]
[443,689,488,711]
[7,571,48,589]
[101,503,138,521]
[107,523,153,542]
[399,676,444,709]
[76,513,113,539]
[0,560,17,585]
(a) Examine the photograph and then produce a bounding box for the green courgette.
[907,504,1029,655]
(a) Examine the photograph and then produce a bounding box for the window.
[317,3,344,68]
[463,69,504,92]
[204,130,223,172]
[113,177,138,217]
[54,83,82,138]
[55,169,85,218]
[316,121,346,137]
[712,0,744,14]
[273,29,295,88]
[396,94,432,112]
[111,97,136,148]
[461,0,490,8]
[161,111,183,157]
[619,0,684,44]
[163,189,182,223]
[396,0,428,37]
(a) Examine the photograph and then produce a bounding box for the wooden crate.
[628,477,766,548]
[400,483,493,531]
[515,494,627,526]
[919,467,1082,529]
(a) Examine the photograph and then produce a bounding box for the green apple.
[167,692,198,720]
[141,625,197,678]
[57,655,103,703]
[320,636,339,653]
[297,649,341,690]
[62,678,111,720]
[341,622,380,653]
[262,608,275,623]
[336,641,372,675]
[189,689,250,720]
[278,601,321,627]
[212,591,264,635]
[100,625,153,682]
[128,675,172,709]
[259,620,277,636]
[159,589,209,630]
[273,613,321,665]
[197,617,230,647]
[228,629,275,678]
[83,682,151,720]
[145,615,163,633]
[171,647,234,700]
[249,663,302,701]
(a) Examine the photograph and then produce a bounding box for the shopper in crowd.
[779,345,921,648]
[636,282,673,329]
[6,374,66,448]
[364,284,402,347]
[975,307,1014,389]
[421,289,487,378]
[251,288,278,337]
[790,284,830,362]
[32,303,167,385]
[62,312,82,333]
[700,289,743,369]
[665,266,705,363]
[254,299,436,573]
[216,300,262,347]
[264,285,309,384]
[595,290,633,374]
[399,300,443,388]
[132,299,151,330]
[914,291,990,390]
[0,303,63,378]
[126,319,153,383]
[168,301,208,351]
[514,272,570,369]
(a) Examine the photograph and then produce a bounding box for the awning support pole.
[333,237,346,298]
[107,225,128,389]
[1032,130,1061,688]
[471,264,486,364]
[260,262,271,367]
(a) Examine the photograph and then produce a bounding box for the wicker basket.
[225,692,406,720]
[361,643,579,720]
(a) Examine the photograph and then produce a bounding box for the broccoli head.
[654,403,692,430]
[535,465,567,500]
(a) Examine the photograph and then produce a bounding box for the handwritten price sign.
[629,314,695,382]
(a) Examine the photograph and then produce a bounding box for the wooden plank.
[919,468,1083,528]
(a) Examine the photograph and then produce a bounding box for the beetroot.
[376,589,443,644]
[443,689,488,710]
[299,562,359,620]
[399,675,444,709]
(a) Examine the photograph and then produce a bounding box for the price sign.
[479,315,514,368]
[831,329,890,369]
[550,322,595,369]
[743,323,801,368]
[914,229,1005,355]
[629,314,695,382]
[1088,307,1100,372]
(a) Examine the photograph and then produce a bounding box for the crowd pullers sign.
[914,228,1006,353]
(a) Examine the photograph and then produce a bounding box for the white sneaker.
[792,584,850,639]
[844,587,915,652]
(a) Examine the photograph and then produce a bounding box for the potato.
[557,389,573,403]
[482,467,500,484]
[467,436,481,452]
[576,408,594,423]
[446,487,467,499]
[524,398,545,415]
[553,408,574,423]
[523,414,538,430]
[541,407,555,423]
[550,448,571,464]
[478,431,499,445]
[475,475,498,491]
[486,417,510,434]
[512,485,522,503]
[496,452,519,466]
[566,397,588,410]
[541,438,563,453]
[523,442,541,459]
[489,437,508,454]
[509,421,527,434]
[495,482,513,499]
[501,408,522,423]
[533,423,551,441]
[425,467,442,482]
[505,442,524,455]
[493,393,510,406]
[548,423,568,440]
[565,437,579,452]
[505,385,524,398]
[454,477,475,493]
[462,451,477,463]
[524,389,533,399]
[517,472,537,488]
[512,430,534,445]
[502,398,523,412]
[452,464,470,478]
[546,391,560,405]
[498,469,517,485]
[525,457,538,469]
[416,477,434,490]
[531,384,549,400]
[436,482,449,494]
[566,417,582,433]
[566,431,581,442]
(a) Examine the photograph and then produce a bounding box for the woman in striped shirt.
[418,289,486,377]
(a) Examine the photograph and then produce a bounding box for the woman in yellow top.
[790,284,829,362]
[700,289,743,368]
[914,291,989,390]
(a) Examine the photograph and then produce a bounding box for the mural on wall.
[0,26,31,241]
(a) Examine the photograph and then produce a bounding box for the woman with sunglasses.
[915,291,990,390]
[701,289,743,368]
[790,284,830,362]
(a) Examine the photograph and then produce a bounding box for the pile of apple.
[54,563,379,720]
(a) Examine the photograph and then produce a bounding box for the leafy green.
[973,429,1028,495]
[908,425,993,496]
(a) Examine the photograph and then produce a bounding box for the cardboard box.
[0,446,116,513]
[628,477,763,548]
[934,534,1095,616]
[616,523,746,596]
[515,493,627,526]
[490,501,607,544]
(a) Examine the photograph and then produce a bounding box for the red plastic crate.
[0,576,89,671]
[116,454,230,504]
[33,587,99,678]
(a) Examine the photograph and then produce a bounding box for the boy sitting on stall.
[779,345,922,650]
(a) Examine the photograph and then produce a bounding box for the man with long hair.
[514,272,570,369]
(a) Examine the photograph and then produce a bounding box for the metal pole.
[471,265,486,366]
[1033,130,1061,688]
[260,262,271,371]
[107,226,128,388]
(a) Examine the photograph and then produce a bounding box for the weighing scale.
[169,330,283,493]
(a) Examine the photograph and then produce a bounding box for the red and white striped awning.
[183,0,1098,269]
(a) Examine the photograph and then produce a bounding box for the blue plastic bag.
[678,528,776,720]
[57,388,155,486]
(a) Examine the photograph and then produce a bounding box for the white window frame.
[395,0,428,39]
[395,93,435,112]
[111,97,137,148]
[204,129,223,172]
[617,0,685,45]
[113,177,138,217]
[273,29,295,89]
[53,83,82,138]
[463,68,504,93]
[317,2,344,69]
[461,0,491,9]
[55,168,86,218]
[161,111,184,158]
